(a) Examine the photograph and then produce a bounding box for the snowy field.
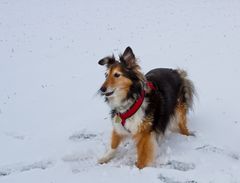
[1,0,240,182]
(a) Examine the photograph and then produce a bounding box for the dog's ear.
[98,55,116,68]
[120,47,139,69]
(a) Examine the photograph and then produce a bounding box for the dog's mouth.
[103,90,115,97]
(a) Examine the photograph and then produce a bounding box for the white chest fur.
[112,100,148,135]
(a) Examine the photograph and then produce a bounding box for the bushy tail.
[177,69,196,112]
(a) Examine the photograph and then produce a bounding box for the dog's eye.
[105,73,108,78]
[114,73,120,78]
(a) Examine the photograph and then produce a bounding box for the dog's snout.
[100,86,107,93]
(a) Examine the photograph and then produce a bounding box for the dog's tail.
[177,69,196,112]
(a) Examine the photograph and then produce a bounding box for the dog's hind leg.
[176,103,191,136]
[98,130,124,164]
[175,69,196,136]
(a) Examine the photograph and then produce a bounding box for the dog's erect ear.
[98,55,116,68]
[120,47,139,69]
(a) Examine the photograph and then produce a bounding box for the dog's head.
[98,47,145,108]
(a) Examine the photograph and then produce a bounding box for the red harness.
[117,82,156,127]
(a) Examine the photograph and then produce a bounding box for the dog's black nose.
[100,86,107,93]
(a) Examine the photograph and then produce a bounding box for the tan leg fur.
[98,130,124,164]
[176,103,190,136]
[133,119,156,169]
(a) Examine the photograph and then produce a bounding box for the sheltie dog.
[97,47,195,169]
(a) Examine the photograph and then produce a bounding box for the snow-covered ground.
[1,0,240,182]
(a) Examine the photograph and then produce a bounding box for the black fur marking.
[145,68,183,133]
[98,55,116,68]
[119,47,140,71]
[111,109,116,119]
[121,66,139,81]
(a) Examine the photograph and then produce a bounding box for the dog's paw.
[98,148,117,164]
[135,161,152,169]
[188,131,196,137]
[98,156,111,164]
[135,162,145,169]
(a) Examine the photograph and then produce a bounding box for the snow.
[1,0,240,182]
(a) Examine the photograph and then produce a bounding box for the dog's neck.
[108,95,136,113]
[107,81,149,113]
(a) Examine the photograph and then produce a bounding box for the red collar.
[117,82,156,127]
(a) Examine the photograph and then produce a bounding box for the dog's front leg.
[98,130,124,164]
[134,131,156,169]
